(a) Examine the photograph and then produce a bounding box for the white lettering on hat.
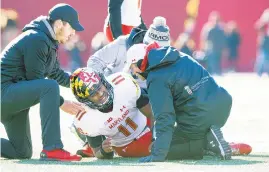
[148,29,170,41]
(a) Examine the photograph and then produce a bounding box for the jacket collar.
[41,18,57,40]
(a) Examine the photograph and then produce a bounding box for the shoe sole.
[40,157,81,161]
[210,126,232,160]
[76,150,94,158]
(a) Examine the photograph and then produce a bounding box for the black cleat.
[206,125,232,160]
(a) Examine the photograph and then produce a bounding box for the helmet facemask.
[70,68,114,111]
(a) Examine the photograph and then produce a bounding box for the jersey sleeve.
[108,0,124,39]
[73,109,102,137]
[109,72,141,106]
[87,39,124,75]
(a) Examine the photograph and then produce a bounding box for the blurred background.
[1,0,269,75]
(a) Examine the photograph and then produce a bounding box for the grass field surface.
[1,73,269,172]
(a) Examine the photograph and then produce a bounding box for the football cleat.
[76,144,95,157]
[206,125,232,160]
[40,149,82,161]
[230,142,252,156]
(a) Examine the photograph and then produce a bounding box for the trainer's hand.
[60,100,86,115]
[102,137,113,153]
[139,155,153,163]
[130,64,142,75]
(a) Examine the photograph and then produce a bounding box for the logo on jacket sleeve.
[184,86,193,95]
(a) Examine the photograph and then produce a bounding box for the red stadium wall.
[2,0,268,71]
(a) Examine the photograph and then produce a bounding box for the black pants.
[1,79,63,159]
[166,127,205,160]
[166,96,231,160]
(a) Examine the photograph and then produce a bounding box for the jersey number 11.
[118,117,138,137]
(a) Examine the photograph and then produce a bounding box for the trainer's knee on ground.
[16,146,33,159]
[167,139,204,160]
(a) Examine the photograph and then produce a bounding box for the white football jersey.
[73,72,147,147]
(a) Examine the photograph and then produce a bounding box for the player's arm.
[136,88,154,127]
[87,40,122,75]
[108,0,124,40]
[138,15,148,30]
[125,73,154,122]
[87,135,114,159]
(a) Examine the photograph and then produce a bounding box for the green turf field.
[1,73,269,172]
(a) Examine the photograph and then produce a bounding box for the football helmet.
[70,68,114,111]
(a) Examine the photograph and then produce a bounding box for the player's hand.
[102,137,113,153]
[60,100,86,115]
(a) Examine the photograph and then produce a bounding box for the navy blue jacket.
[1,16,70,87]
[145,46,232,161]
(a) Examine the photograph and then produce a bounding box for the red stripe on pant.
[105,24,134,42]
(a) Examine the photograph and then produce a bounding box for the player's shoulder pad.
[107,72,136,86]
[107,72,141,97]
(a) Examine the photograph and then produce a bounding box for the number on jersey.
[117,117,138,137]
